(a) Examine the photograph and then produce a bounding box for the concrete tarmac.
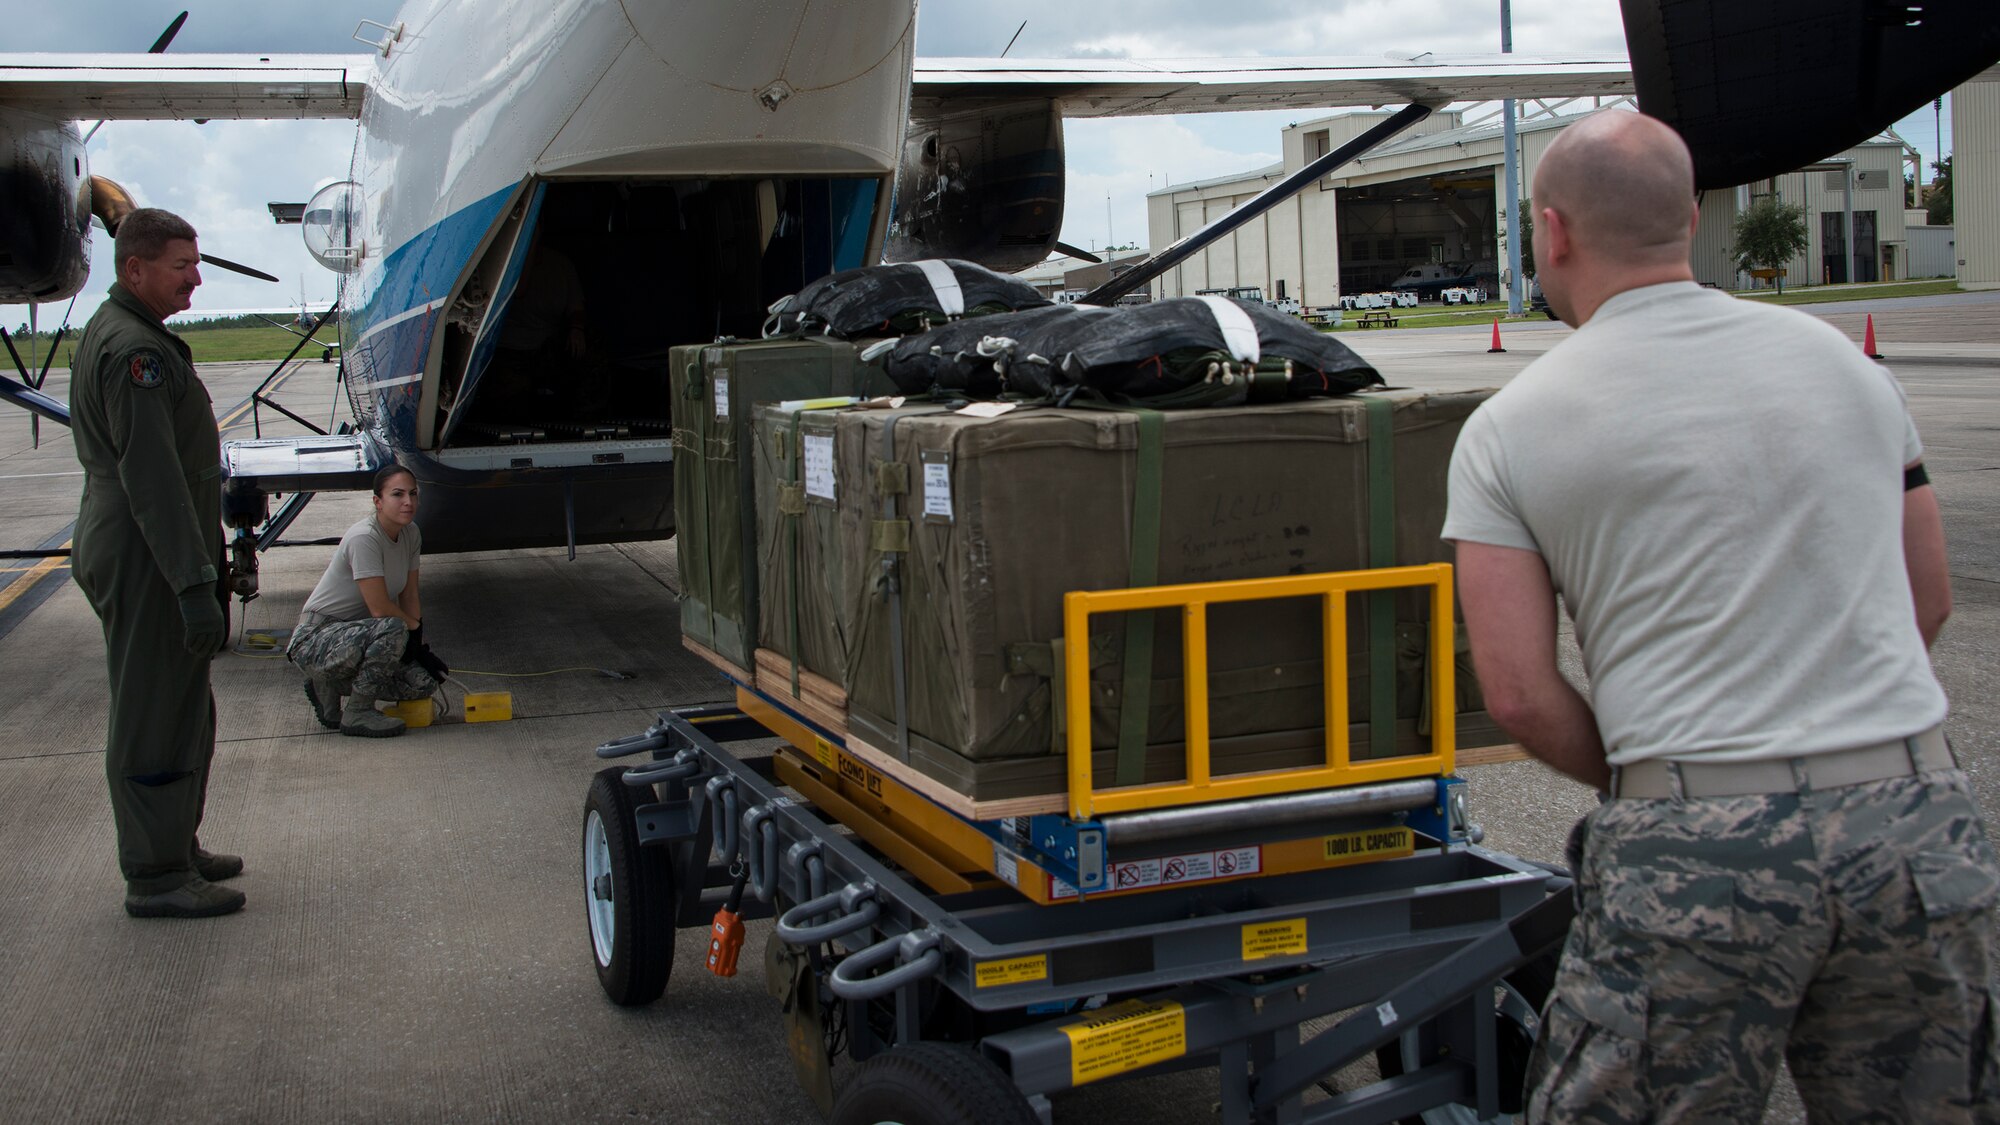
[0,290,1995,1123]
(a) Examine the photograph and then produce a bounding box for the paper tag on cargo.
[803,433,836,502]
[713,372,730,421]
[921,450,953,522]
[956,401,1016,418]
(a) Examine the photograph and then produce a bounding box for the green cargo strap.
[873,460,910,496]
[1364,395,1398,759]
[1116,408,1166,786]
[785,412,805,697]
[829,338,858,396]
[1245,360,1291,404]
[874,406,955,756]
[871,519,911,553]
[777,484,806,516]
[693,358,719,650]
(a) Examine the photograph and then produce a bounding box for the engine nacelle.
[0,110,92,304]
[885,99,1063,274]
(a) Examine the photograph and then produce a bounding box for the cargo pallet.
[582,565,1574,1124]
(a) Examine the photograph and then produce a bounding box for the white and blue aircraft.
[0,0,1988,599]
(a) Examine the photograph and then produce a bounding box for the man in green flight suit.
[69,208,244,918]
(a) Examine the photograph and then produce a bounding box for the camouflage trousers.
[288,616,438,702]
[1527,768,2000,1124]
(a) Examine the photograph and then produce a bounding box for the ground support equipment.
[586,702,1574,1125]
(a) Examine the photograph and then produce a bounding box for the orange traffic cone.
[1487,319,1506,354]
[1862,314,1884,361]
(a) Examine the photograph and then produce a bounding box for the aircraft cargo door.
[435,181,548,450]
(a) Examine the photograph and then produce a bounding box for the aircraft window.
[302,181,365,273]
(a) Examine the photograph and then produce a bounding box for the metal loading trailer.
[581,564,1573,1124]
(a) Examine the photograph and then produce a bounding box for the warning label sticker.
[992,845,1019,888]
[974,953,1047,989]
[1321,826,1414,865]
[1241,917,1309,962]
[810,736,834,769]
[1061,999,1187,1085]
[1050,846,1261,898]
[713,372,730,421]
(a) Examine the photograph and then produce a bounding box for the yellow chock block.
[464,691,514,723]
[381,699,434,728]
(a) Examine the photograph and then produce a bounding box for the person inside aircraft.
[288,465,448,738]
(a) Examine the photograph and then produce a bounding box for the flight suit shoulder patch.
[128,350,166,389]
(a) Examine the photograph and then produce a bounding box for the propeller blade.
[148,11,189,54]
[201,253,280,283]
[1054,242,1103,264]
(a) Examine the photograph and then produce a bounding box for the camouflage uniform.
[68,282,228,895]
[1528,767,2000,1123]
[288,615,439,702]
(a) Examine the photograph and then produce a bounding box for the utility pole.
[1502,0,1523,316]
[1107,193,1114,250]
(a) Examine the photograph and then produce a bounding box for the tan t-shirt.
[1443,282,1945,765]
[300,516,422,623]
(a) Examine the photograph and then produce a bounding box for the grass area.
[1319,278,1965,332]
[1733,279,1961,306]
[1323,302,1542,332]
[9,324,333,369]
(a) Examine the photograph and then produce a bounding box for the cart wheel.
[1375,954,1556,1124]
[582,766,676,1006]
[830,1043,1039,1125]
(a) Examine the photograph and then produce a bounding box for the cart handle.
[828,929,943,1001]
[595,720,671,759]
[622,748,701,787]
[775,880,881,946]
[705,776,740,861]
[741,804,783,902]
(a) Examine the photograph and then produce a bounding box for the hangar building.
[1147,92,1973,306]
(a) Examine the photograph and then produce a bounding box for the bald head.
[1534,111,1696,266]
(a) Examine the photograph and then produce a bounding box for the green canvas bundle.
[669,338,890,670]
[755,390,1503,802]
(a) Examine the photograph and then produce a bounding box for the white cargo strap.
[1195,295,1261,363]
[912,260,966,317]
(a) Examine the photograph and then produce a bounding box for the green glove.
[177,585,226,659]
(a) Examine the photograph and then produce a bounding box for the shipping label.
[921,450,953,523]
[802,433,836,502]
[713,372,730,421]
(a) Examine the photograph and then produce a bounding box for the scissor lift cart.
[582,564,1573,1124]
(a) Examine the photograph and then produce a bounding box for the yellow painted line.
[215,365,301,429]
[0,563,72,574]
[0,541,74,615]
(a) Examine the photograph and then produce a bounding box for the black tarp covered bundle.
[885,296,1381,407]
[881,304,1109,397]
[766,259,1050,338]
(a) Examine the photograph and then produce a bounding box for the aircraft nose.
[620,0,913,95]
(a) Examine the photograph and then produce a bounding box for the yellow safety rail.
[1063,563,1456,820]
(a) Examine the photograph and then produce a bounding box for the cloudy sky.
[6,0,1957,326]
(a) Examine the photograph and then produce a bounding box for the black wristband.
[1905,463,1929,491]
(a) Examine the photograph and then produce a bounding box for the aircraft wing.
[910,54,1633,117]
[0,52,371,120]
